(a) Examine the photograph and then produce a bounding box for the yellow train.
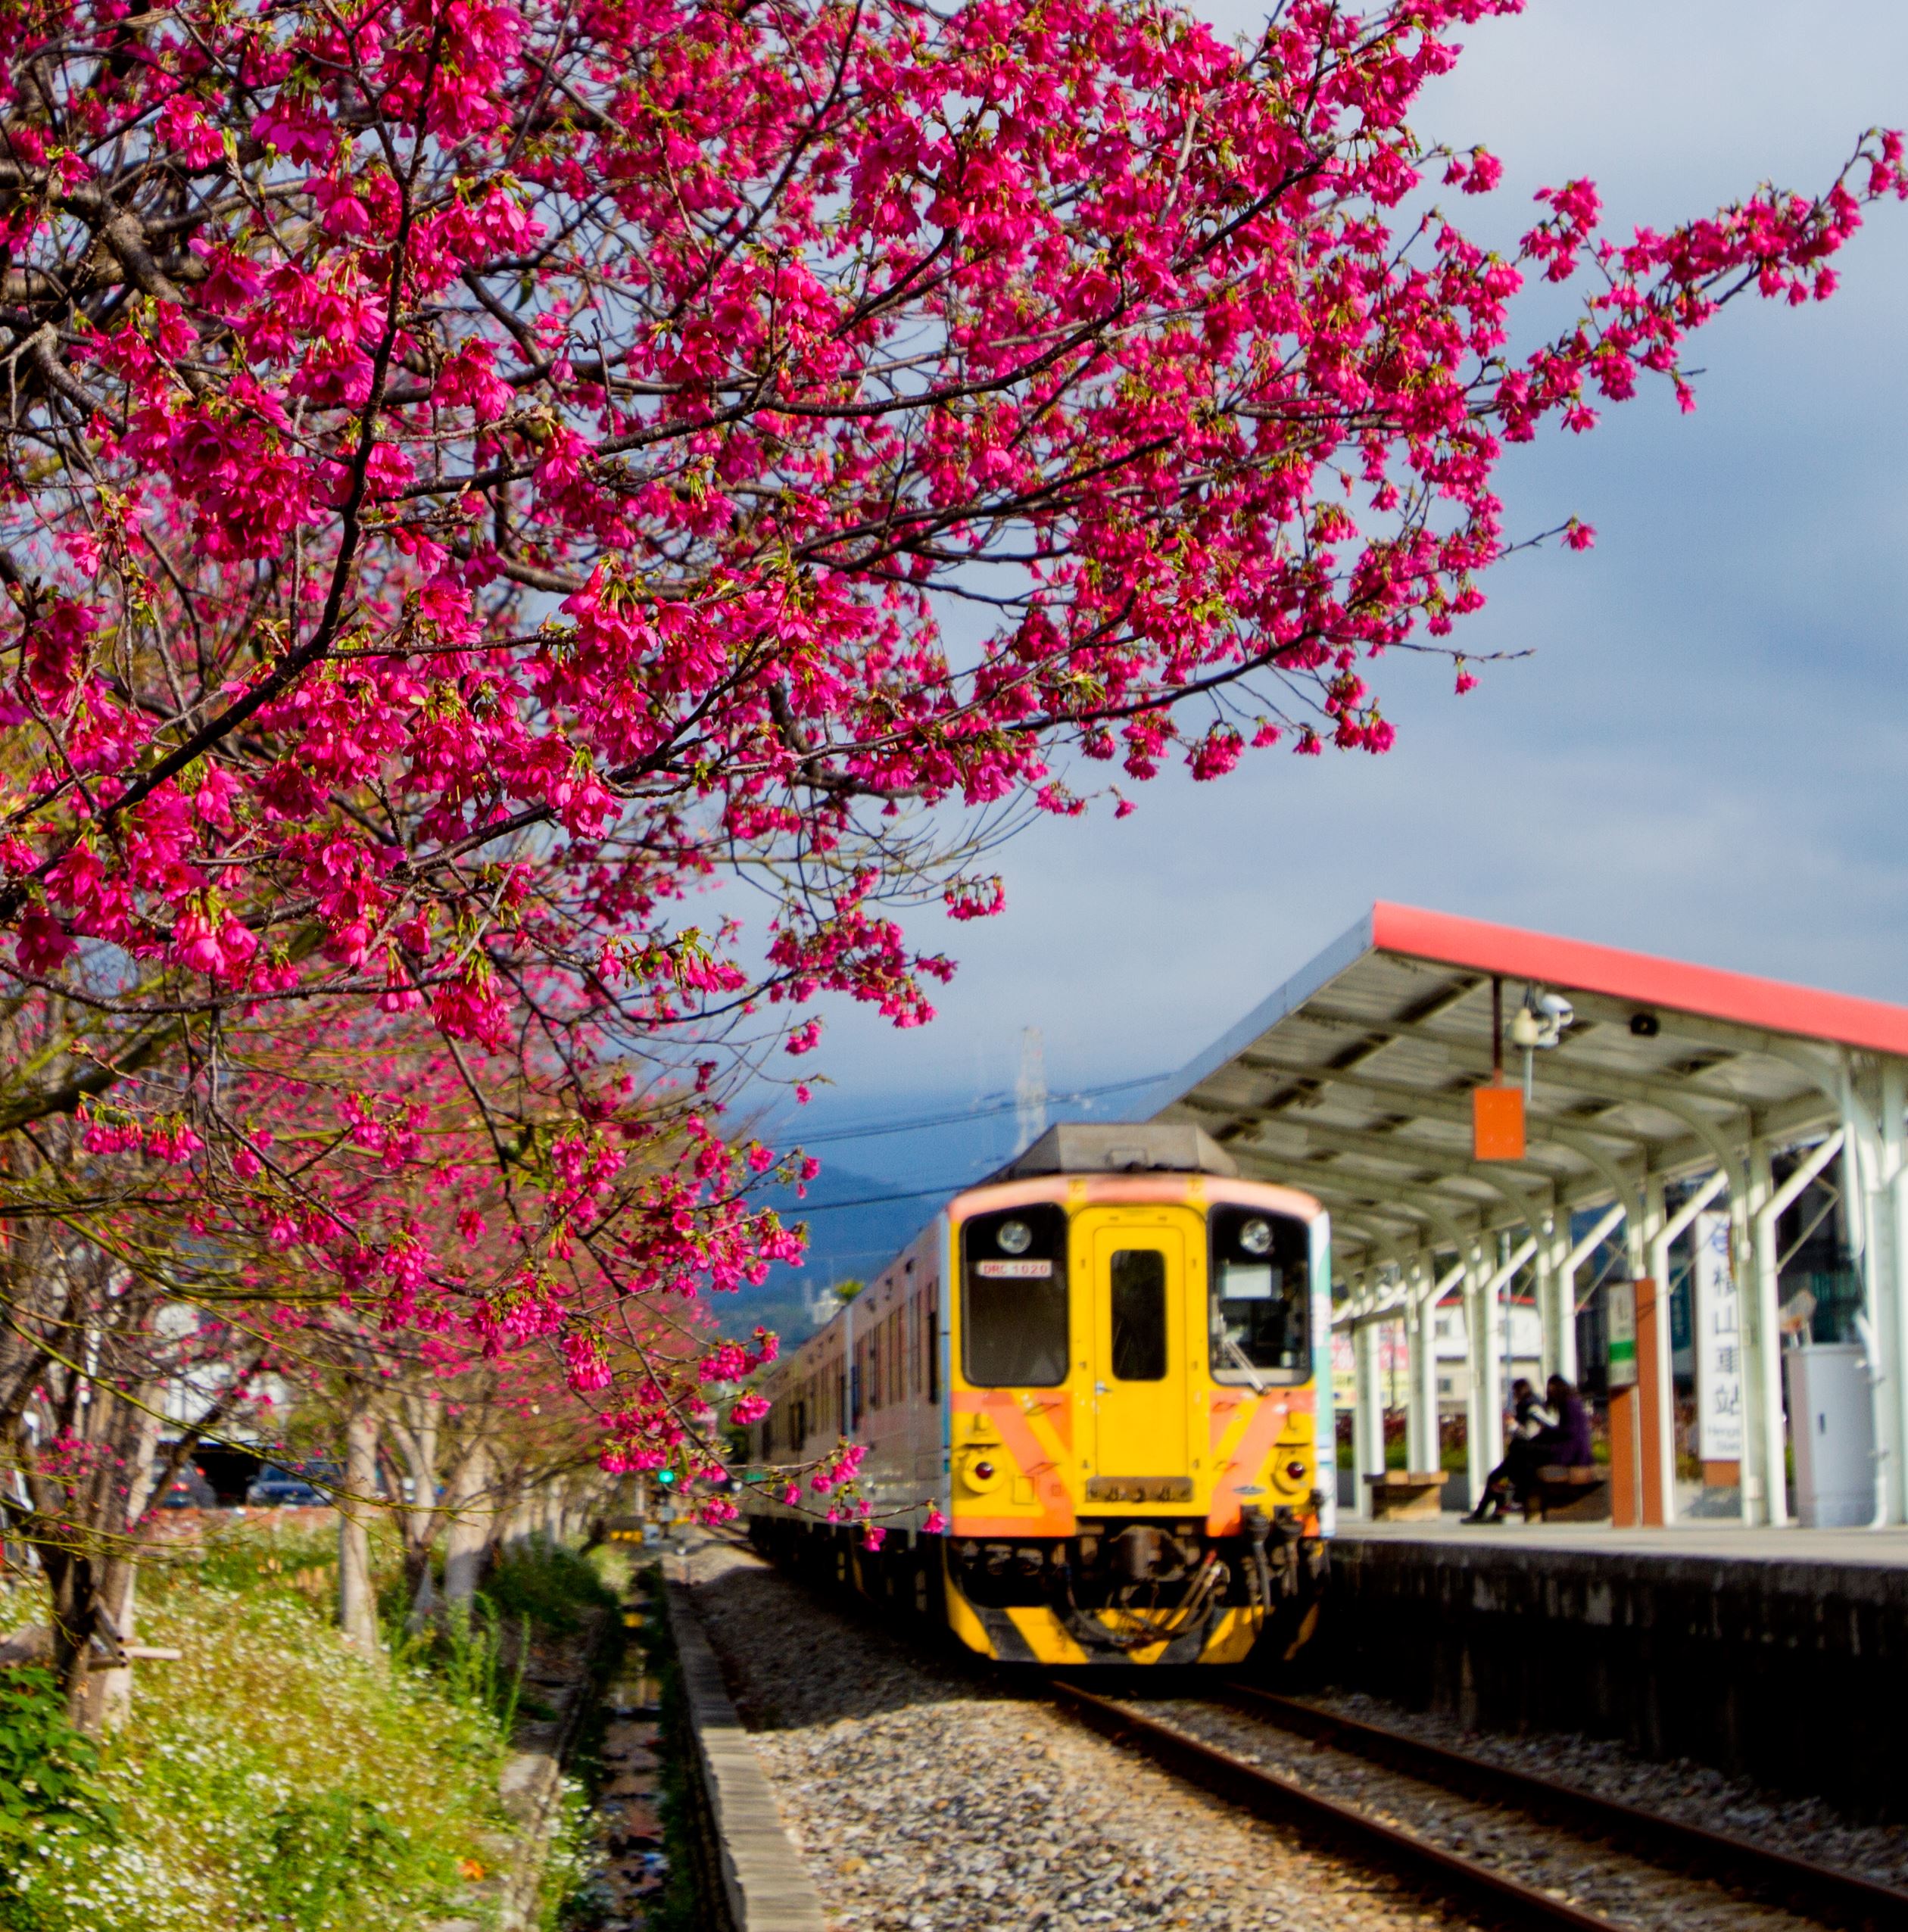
[742,1123,1335,1666]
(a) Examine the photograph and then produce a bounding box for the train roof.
[984,1122,1236,1183]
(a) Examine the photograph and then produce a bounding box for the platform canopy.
[1127,902,1908,1530]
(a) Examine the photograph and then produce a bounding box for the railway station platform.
[1320,1516,1908,1818]
[1128,902,1908,1536]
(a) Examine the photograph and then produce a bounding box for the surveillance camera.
[1512,988,1573,1053]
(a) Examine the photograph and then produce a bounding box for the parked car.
[245,1465,329,1507]
[155,1466,219,1510]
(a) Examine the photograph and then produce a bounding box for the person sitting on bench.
[1466,1378,1557,1522]
[1534,1373,1592,1468]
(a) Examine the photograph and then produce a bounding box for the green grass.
[0,1526,635,1932]
[479,1541,619,1638]
[0,1535,507,1932]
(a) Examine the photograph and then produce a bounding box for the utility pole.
[1016,1027,1049,1154]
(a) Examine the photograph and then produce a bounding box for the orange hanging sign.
[1472,1083,1525,1161]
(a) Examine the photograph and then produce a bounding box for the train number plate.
[1085,1477,1194,1503]
[975,1258,1053,1277]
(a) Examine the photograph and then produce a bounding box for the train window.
[926,1285,940,1404]
[962,1204,1068,1385]
[1109,1250,1168,1381]
[1209,1206,1311,1383]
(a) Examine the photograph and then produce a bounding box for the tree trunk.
[92,1391,162,1731]
[441,1441,492,1608]
[337,1406,382,1653]
[385,1393,443,1624]
[44,1543,98,1728]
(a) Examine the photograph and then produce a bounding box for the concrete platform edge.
[1324,1532,1908,1815]
[664,1575,828,1932]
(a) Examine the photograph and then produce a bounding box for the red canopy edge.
[1370,902,1908,1060]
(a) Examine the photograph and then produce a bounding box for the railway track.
[1047,1678,1908,1932]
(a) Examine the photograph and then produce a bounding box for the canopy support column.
[1353,1316,1385,1511]
[1537,1214,1574,1384]
[1887,1062,1908,1525]
[1560,1202,1625,1391]
[1847,1061,1902,1526]
[1741,1140,1779,1527]
[1464,1234,1532,1506]
[1645,1170,1728,1526]
[1748,1130,1845,1528]
[1409,1258,1461,1477]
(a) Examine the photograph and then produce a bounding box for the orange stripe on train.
[1206,1396,1290,1536]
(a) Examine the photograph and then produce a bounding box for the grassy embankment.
[0,1519,619,1932]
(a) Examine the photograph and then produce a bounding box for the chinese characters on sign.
[1691,1210,1744,1463]
[1606,1279,1638,1390]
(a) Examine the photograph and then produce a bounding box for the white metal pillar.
[1402,1257,1433,1473]
[1341,1271,1364,1521]
[1536,1212,1574,1383]
[1886,1061,1908,1525]
[1846,1060,1902,1525]
[1464,1236,1532,1502]
[1646,1169,1727,1527]
[1361,1304,1382,1478]
[1462,1246,1493,1507]
[1560,1202,1624,1391]
[1410,1259,1461,1475]
[1748,1130,1845,1528]
[1741,1140,1779,1527]
[1354,1317,1385,1504]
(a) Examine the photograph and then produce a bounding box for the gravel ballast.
[680,1536,1477,1932]
[1300,1687,1908,1894]
[1121,1697,1825,1932]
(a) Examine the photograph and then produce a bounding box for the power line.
[794,1180,967,1216]
[769,1069,1168,1148]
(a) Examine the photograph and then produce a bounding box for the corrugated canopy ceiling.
[1130,904,1908,1270]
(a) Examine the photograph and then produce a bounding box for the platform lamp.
[1474,980,1574,1162]
[1473,975,1525,1161]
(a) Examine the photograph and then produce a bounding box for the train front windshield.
[1208,1205,1310,1382]
[962,1203,1070,1385]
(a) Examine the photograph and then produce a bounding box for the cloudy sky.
[753,1,1908,1198]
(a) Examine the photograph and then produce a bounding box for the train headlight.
[1239,1217,1274,1256]
[996,1219,1034,1255]
[958,1454,1003,1494]
[1286,1460,1308,1482]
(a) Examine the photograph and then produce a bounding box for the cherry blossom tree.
[0,0,1900,1520]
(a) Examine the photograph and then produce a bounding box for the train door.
[1076,1208,1196,1480]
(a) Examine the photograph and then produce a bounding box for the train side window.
[927,1285,940,1404]
[1109,1249,1168,1380]
[962,1204,1068,1386]
[1209,1205,1311,1383]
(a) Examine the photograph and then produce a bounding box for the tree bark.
[92,1391,162,1731]
[440,1440,492,1608]
[336,1405,382,1653]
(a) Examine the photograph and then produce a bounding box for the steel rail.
[1047,1678,1622,1932]
[1213,1684,1908,1932]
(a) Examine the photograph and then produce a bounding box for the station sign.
[1606,1279,1638,1389]
[1691,1211,1744,1463]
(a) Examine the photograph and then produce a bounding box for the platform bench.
[1524,1464,1610,1522]
[1364,1470,1448,1521]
